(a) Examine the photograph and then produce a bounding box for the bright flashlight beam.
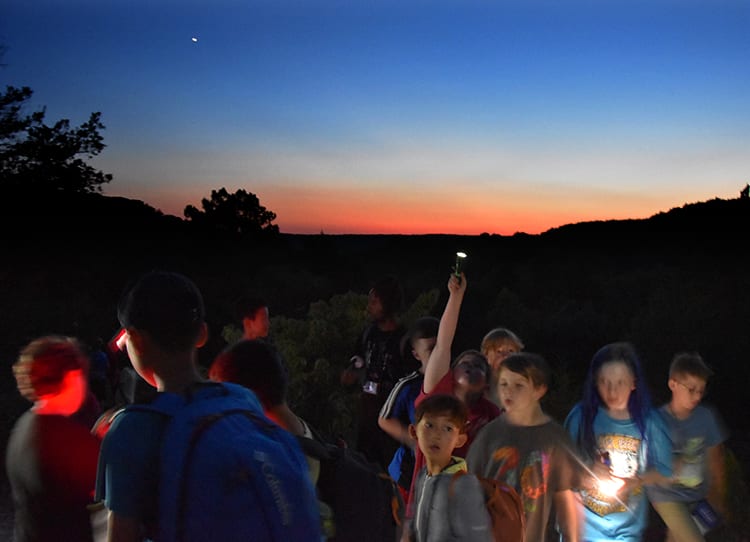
[598,476,625,497]
[561,442,636,517]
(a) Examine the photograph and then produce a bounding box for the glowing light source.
[112,328,128,352]
[597,476,625,497]
[191,37,199,42]
[455,251,467,277]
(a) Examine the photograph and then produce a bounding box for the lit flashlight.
[597,476,625,497]
[455,251,467,278]
[113,328,128,351]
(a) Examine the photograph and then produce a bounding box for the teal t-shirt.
[648,403,727,504]
[564,404,672,542]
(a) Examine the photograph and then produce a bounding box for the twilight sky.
[2,0,749,234]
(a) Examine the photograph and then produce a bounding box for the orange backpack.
[450,471,526,542]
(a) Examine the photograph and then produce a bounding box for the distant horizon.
[3,1,749,236]
[113,188,745,237]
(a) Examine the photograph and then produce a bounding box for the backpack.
[450,471,525,542]
[297,428,404,542]
[127,382,321,542]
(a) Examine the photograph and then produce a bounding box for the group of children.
[380,273,728,542]
[5,269,729,542]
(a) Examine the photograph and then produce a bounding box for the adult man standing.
[341,275,413,469]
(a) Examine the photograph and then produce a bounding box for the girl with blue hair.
[564,342,672,541]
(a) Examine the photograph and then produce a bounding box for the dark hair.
[414,393,468,432]
[576,342,652,459]
[209,340,287,408]
[500,352,551,388]
[451,349,491,381]
[669,351,714,381]
[117,270,205,353]
[234,294,268,321]
[370,275,404,317]
[400,316,439,361]
[12,335,89,401]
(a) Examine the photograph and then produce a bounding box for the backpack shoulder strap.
[296,434,333,461]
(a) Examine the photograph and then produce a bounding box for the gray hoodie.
[411,457,493,542]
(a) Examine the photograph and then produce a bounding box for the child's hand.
[619,476,642,496]
[580,461,612,492]
[590,460,611,480]
[448,273,467,296]
[637,469,671,487]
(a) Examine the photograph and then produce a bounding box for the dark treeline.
[2,194,750,466]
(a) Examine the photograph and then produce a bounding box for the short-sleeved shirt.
[6,411,101,542]
[356,323,411,390]
[564,404,672,542]
[648,403,727,504]
[379,371,423,486]
[466,416,579,542]
[95,405,166,534]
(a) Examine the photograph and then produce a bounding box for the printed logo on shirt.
[489,447,549,514]
[674,436,705,488]
[582,433,643,517]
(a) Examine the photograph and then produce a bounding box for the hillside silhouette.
[2,192,748,369]
[1,193,750,538]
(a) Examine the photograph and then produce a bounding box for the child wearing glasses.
[649,352,728,542]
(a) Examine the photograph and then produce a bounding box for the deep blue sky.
[2,0,749,233]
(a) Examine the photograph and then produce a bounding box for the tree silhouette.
[184,187,280,237]
[0,85,112,194]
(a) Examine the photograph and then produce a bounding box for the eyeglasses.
[676,381,705,397]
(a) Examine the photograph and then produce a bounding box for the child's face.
[668,374,706,412]
[452,354,488,394]
[244,306,270,339]
[484,340,521,372]
[411,336,437,369]
[412,412,467,465]
[497,367,544,414]
[596,361,635,413]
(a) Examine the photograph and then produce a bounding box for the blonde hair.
[480,327,524,354]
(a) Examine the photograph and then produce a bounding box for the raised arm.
[423,273,467,394]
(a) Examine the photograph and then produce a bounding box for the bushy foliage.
[0,86,112,194]
[220,287,441,443]
[184,187,279,238]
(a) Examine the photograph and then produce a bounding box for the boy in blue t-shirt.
[649,352,728,541]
